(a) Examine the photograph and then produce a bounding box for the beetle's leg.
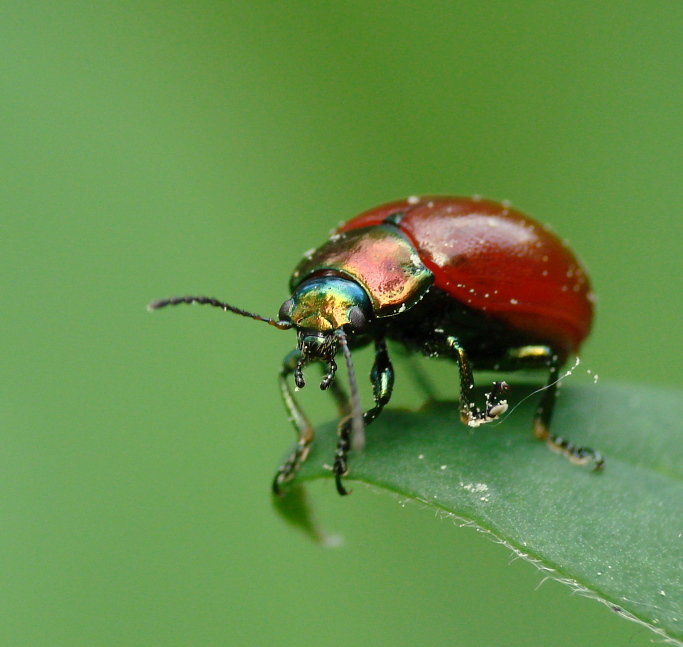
[446,336,509,427]
[532,353,604,471]
[333,335,394,495]
[365,336,395,426]
[319,360,353,494]
[272,349,316,495]
[321,362,352,419]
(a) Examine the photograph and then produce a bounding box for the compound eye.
[348,306,368,332]
[278,299,294,322]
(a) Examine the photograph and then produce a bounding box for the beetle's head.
[278,274,372,364]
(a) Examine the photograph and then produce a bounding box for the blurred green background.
[2,2,682,646]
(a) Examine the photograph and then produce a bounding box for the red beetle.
[150,196,601,495]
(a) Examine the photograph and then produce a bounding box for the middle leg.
[446,336,510,427]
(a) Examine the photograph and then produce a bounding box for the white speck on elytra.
[407,195,420,204]
[510,298,518,305]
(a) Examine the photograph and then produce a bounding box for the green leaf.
[275,384,683,645]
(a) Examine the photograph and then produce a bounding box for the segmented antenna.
[147,296,292,330]
[336,328,364,452]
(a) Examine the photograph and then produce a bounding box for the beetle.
[149,195,602,496]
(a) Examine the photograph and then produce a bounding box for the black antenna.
[147,296,293,330]
[336,328,364,453]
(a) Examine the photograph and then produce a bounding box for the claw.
[335,473,350,496]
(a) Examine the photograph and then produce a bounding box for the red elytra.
[338,195,593,356]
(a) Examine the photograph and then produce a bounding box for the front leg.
[446,336,509,427]
[272,349,315,495]
[334,335,394,495]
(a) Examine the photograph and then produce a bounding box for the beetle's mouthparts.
[298,330,339,361]
[294,332,340,389]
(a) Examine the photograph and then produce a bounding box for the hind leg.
[505,346,604,471]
